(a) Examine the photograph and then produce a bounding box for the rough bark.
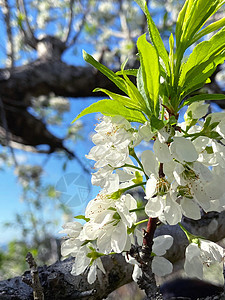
[0,60,120,101]
[0,255,133,300]
[1,211,225,300]
[0,58,124,154]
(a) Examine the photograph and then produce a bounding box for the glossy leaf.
[181,94,225,107]
[179,28,225,98]
[135,0,170,74]
[137,34,160,115]
[93,88,142,110]
[83,50,127,94]
[72,99,147,123]
[190,17,225,46]
[116,69,138,76]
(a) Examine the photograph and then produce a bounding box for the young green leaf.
[116,69,138,76]
[175,0,190,50]
[93,88,143,110]
[190,17,225,46]
[181,94,225,107]
[72,99,147,123]
[169,33,174,85]
[179,28,225,98]
[137,34,160,116]
[74,215,90,222]
[135,0,170,74]
[122,72,150,115]
[150,115,165,132]
[176,0,225,49]
[83,50,127,94]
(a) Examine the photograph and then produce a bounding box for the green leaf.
[179,28,225,97]
[75,215,90,222]
[150,115,165,132]
[17,12,25,29]
[93,88,142,110]
[72,99,147,123]
[181,94,225,107]
[137,34,160,116]
[190,17,225,46]
[134,0,145,11]
[123,72,150,114]
[176,0,190,49]
[137,66,149,106]
[116,69,138,76]
[176,0,225,50]
[135,1,170,74]
[169,33,174,85]
[83,50,127,94]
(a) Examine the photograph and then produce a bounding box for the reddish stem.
[143,217,158,253]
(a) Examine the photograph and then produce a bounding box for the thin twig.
[24,252,44,300]
[64,0,75,44]
[3,0,15,68]
[16,0,37,49]
[68,2,89,48]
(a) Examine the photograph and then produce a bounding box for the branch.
[64,0,75,44]
[1,211,225,299]
[24,252,44,300]
[3,0,15,68]
[0,97,18,167]
[67,6,88,48]
[0,59,125,100]
[0,255,133,300]
[16,0,37,49]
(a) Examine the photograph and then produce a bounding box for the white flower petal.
[87,264,97,284]
[170,137,198,162]
[153,138,172,163]
[184,243,203,279]
[152,256,173,276]
[96,258,106,274]
[132,264,142,282]
[152,235,173,256]
[145,175,158,199]
[111,221,127,253]
[141,150,158,176]
[200,239,224,262]
[145,196,164,218]
[184,254,203,280]
[71,248,90,276]
[164,194,182,225]
[180,198,201,220]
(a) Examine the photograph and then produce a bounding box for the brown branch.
[67,6,89,48]
[143,217,158,251]
[0,255,133,300]
[0,96,18,167]
[23,252,44,300]
[64,0,75,44]
[3,0,15,68]
[16,0,37,49]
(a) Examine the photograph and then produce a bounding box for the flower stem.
[130,148,149,180]
[134,218,149,226]
[122,182,146,193]
[129,206,145,213]
[123,163,143,172]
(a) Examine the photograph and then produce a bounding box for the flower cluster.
[61,106,225,284]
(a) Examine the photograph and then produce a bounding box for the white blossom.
[184,239,224,282]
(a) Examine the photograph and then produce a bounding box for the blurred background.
[0,1,225,299]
